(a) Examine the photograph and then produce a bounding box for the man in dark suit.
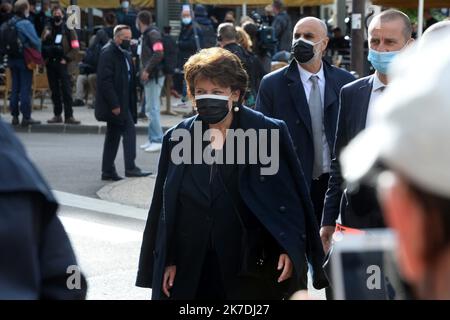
[95,25,151,181]
[320,10,414,253]
[256,17,355,226]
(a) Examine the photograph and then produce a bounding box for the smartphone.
[330,229,409,300]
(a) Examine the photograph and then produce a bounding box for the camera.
[249,11,277,53]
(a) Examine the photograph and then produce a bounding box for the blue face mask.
[367,49,400,75]
[182,17,192,25]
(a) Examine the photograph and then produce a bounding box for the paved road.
[16,132,161,197]
[59,205,150,300]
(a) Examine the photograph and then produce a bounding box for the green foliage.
[401,8,446,24]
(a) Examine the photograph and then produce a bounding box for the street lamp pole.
[417,0,424,38]
[351,0,365,78]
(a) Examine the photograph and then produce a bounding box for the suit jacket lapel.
[358,75,375,131]
[323,63,338,112]
[284,61,313,138]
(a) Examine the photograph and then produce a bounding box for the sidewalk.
[0,96,193,135]
[97,175,155,210]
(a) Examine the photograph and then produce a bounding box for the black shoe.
[21,118,41,127]
[125,167,152,178]
[12,116,19,126]
[73,99,85,107]
[47,115,63,124]
[65,117,81,125]
[138,111,147,119]
[101,173,124,181]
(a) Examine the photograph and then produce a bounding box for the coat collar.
[284,60,312,137]
[284,59,341,107]
[283,60,347,138]
[163,107,266,227]
[358,75,375,130]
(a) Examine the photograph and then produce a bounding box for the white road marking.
[60,216,142,243]
[52,190,148,221]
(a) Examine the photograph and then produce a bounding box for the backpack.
[144,27,178,76]
[160,34,178,75]
[0,17,23,58]
[197,23,216,48]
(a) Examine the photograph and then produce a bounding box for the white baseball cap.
[341,31,450,199]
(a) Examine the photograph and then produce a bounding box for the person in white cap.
[320,10,414,253]
[340,31,450,300]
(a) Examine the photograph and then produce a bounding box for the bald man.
[257,17,355,228]
[320,10,414,253]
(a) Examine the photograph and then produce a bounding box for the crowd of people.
[0,0,449,301]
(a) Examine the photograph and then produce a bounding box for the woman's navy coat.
[136,106,328,299]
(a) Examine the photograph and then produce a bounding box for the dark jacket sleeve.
[0,193,86,299]
[144,29,164,75]
[39,206,87,299]
[255,76,274,117]
[41,27,62,60]
[322,87,349,227]
[63,29,80,63]
[136,129,173,288]
[97,50,120,110]
[272,14,287,42]
[279,121,328,290]
[178,29,197,52]
[0,193,44,299]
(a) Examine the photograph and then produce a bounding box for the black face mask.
[196,95,230,125]
[292,38,317,64]
[120,39,131,51]
[53,16,62,23]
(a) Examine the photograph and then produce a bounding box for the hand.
[60,59,66,64]
[277,254,293,283]
[290,290,315,300]
[162,265,176,298]
[43,29,51,39]
[141,71,149,82]
[112,107,121,116]
[320,226,335,254]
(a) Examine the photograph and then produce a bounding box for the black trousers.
[310,173,330,227]
[46,61,73,118]
[311,173,334,299]
[195,250,227,300]
[101,110,137,174]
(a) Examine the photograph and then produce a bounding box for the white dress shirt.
[124,55,131,81]
[366,74,387,127]
[298,63,331,175]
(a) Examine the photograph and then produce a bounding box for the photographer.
[243,12,276,75]
[272,0,292,53]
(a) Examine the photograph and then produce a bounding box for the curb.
[53,190,148,221]
[12,124,171,135]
